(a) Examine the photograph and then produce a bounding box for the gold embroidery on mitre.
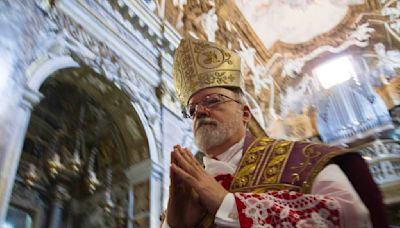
[173,38,242,105]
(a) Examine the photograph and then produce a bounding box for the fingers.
[169,165,188,196]
[171,144,180,165]
[181,148,204,170]
[174,150,193,175]
[170,149,178,182]
[171,163,197,189]
[176,146,202,169]
[172,147,203,177]
[170,145,194,182]
[171,145,190,175]
[170,146,186,191]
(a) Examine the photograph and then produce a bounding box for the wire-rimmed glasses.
[182,93,241,119]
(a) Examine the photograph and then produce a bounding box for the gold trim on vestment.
[300,147,350,193]
[230,137,275,191]
[230,137,296,192]
[231,137,349,194]
[198,137,350,227]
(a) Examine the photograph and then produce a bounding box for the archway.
[5,66,156,227]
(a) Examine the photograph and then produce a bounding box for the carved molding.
[20,85,44,111]
[42,6,165,134]
[356,139,400,185]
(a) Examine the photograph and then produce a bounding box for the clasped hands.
[167,145,228,227]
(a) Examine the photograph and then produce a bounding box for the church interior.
[0,0,400,227]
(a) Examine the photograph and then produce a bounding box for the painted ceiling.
[160,0,400,141]
[235,0,364,48]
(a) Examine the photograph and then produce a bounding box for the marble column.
[149,162,163,228]
[48,185,70,228]
[124,159,163,228]
[0,84,43,224]
[127,185,135,228]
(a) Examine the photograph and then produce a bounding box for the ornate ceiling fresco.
[235,0,364,48]
[157,0,400,141]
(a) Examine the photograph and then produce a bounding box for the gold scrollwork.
[231,137,271,190]
[290,144,322,184]
[260,140,293,185]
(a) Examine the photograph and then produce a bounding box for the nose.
[193,104,209,118]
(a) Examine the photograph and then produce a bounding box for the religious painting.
[235,0,364,48]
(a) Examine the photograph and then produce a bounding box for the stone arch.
[27,55,80,91]
[2,56,162,227]
[26,55,158,165]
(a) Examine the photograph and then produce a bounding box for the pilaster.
[0,85,42,223]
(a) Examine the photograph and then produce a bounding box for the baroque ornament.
[249,22,376,124]
[382,1,400,35]
[197,7,219,42]
[276,22,375,78]
[46,7,162,132]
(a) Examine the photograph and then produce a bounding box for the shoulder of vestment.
[231,137,350,193]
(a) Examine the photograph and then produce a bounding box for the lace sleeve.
[234,191,341,228]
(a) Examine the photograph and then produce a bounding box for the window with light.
[313,56,357,89]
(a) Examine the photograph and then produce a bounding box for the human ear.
[242,104,251,123]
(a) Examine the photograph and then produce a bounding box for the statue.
[198,7,218,42]
[364,42,400,85]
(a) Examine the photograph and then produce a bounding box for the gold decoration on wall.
[86,147,101,194]
[47,153,64,178]
[375,75,400,108]
[23,163,39,189]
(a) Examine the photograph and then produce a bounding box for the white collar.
[215,137,245,163]
[203,137,245,176]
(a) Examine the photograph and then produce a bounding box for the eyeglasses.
[182,93,241,119]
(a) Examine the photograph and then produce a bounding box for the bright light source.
[362,155,372,161]
[2,222,14,228]
[313,56,357,89]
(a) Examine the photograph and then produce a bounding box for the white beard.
[194,111,242,153]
